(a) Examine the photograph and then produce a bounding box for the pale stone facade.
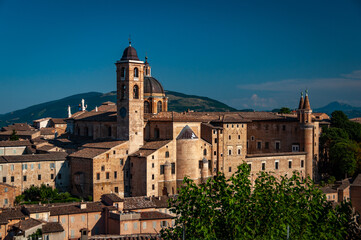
[66,43,321,199]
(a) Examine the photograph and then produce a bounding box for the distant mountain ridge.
[0,90,236,127]
[314,101,361,119]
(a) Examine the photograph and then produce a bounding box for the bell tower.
[115,41,145,153]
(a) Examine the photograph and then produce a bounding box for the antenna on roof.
[128,35,131,46]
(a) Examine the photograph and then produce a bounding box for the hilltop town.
[1,43,360,239]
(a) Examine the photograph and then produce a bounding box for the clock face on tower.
[119,107,127,118]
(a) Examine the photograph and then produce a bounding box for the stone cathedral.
[67,42,321,201]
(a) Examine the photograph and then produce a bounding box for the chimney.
[80,202,87,209]
[67,105,72,118]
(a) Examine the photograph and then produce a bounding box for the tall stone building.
[67,43,321,200]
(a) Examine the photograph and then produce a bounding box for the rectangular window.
[71,217,75,223]
[275,161,279,170]
[248,163,252,171]
[214,151,217,156]
[152,174,154,180]
[51,174,54,179]
[152,163,155,168]
[153,221,156,229]
[11,165,14,171]
[31,164,34,169]
[288,160,292,169]
[229,167,231,172]
[22,164,27,170]
[61,217,66,224]
[133,222,138,230]
[4,198,8,205]
[106,172,110,179]
[120,159,124,165]
[257,141,262,150]
[301,160,304,168]
[124,223,128,231]
[115,187,118,193]
[2,177,6,183]
[143,222,147,229]
[160,165,164,175]
[11,176,14,182]
[114,171,117,179]
[96,173,100,180]
[50,163,55,169]
[171,163,175,174]
[283,125,286,131]
[265,142,269,149]
[152,184,155,190]
[275,141,280,150]
[38,175,41,180]
[71,230,75,238]
[229,135,231,140]
[292,144,300,152]
[38,163,41,169]
[23,176,27,181]
[247,140,249,148]
[5,187,8,192]
[214,138,218,143]
[262,162,266,171]
[81,215,85,222]
[228,149,232,155]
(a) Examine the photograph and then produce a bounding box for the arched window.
[145,68,148,76]
[157,101,162,113]
[144,101,150,113]
[154,128,160,139]
[165,151,169,158]
[121,67,126,78]
[121,85,126,99]
[133,85,139,99]
[134,67,139,78]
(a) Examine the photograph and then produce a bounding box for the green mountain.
[314,101,361,119]
[0,90,236,127]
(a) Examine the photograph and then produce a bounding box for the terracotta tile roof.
[40,128,56,135]
[0,140,32,147]
[91,102,117,112]
[320,187,337,194]
[23,205,50,214]
[12,218,43,231]
[130,140,172,157]
[70,110,117,122]
[42,222,64,233]
[50,118,66,124]
[82,141,126,149]
[0,183,16,188]
[102,193,123,203]
[0,152,67,163]
[145,111,296,123]
[37,144,56,152]
[140,211,173,220]
[350,118,361,124]
[49,202,110,216]
[0,208,26,221]
[69,148,109,159]
[2,123,35,132]
[123,196,169,210]
[0,130,39,136]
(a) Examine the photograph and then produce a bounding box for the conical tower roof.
[303,90,311,110]
[298,92,304,110]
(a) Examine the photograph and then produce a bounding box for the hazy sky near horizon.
[1,0,361,114]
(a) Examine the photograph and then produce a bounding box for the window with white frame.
[292,144,300,152]
[275,160,279,170]
[288,160,292,169]
[237,145,242,155]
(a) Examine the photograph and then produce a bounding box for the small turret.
[303,90,311,110]
[298,92,304,110]
[144,56,151,77]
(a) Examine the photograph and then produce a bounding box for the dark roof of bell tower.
[121,45,140,61]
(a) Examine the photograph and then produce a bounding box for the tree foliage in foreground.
[15,184,81,204]
[161,164,359,240]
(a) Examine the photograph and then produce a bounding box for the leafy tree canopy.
[162,164,358,240]
[279,107,292,114]
[10,130,19,141]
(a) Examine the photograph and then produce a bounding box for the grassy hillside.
[0,90,236,127]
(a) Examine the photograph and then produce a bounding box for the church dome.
[121,46,139,61]
[144,76,165,94]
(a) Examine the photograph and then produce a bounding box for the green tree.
[10,130,19,141]
[279,107,291,114]
[161,164,359,240]
[330,139,358,179]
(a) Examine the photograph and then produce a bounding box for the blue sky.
[1,0,361,114]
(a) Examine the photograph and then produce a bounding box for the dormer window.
[134,67,139,79]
